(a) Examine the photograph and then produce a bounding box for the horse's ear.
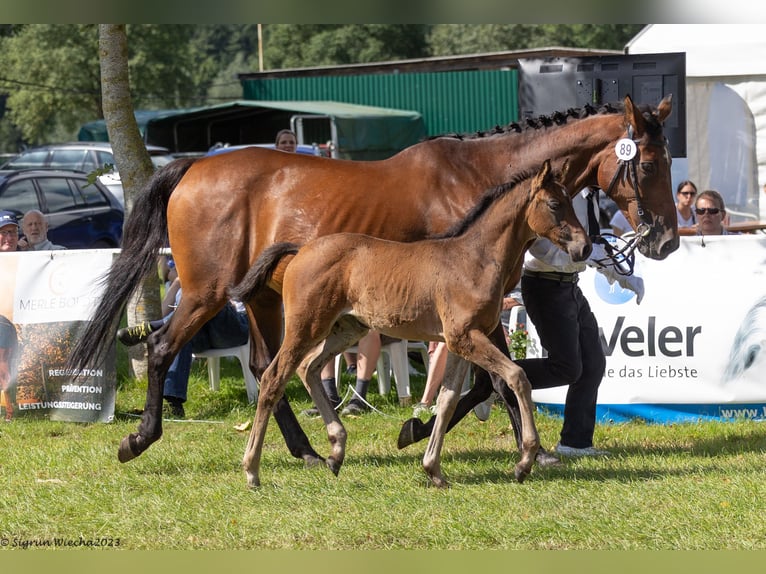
[623,94,646,136]
[656,94,673,123]
[533,159,552,189]
[560,158,570,181]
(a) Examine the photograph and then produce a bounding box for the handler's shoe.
[117,322,153,346]
[341,399,370,416]
[301,400,341,418]
[554,442,610,458]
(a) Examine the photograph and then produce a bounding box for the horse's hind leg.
[242,351,301,488]
[247,296,325,467]
[422,352,471,488]
[295,317,369,477]
[118,295,217,462]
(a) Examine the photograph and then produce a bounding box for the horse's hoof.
[326,457,343,477]
[117,435,140,463]
[245,472,260,489]
[397,418,422,449]
[302,453,325,468]
[427,474,449,489]
[514,464,531,484]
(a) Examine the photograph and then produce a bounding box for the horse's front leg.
[422,352,470,488]
[460,330,539,483]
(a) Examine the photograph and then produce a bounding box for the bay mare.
[68,94,677,469]
[231,160,591,487]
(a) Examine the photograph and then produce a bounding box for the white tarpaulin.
[626,24,766,221]
[530,234,766,423]
[0,250,117,423]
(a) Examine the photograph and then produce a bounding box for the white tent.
[627,24,766,220]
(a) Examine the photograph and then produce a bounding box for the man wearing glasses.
[694,189,730,236]
[0,211,21,252]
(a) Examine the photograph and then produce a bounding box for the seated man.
[18,210,65,251]
[117,278,248,418]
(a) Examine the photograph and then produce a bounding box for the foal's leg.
[295,316,369,476]
[242,347,304,488]
[118,295,218,463]
[398,324,521,446]
[422,353,470,488]
[247,296,324,467]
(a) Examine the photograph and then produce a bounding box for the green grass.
[2,357,766,550]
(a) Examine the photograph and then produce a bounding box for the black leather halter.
[590,125,668,276]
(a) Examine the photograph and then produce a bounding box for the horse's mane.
[429,100,663,142]
[431,168,538,240]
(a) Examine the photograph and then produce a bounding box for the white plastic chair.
[335,339,429,404]
[193,338,259,404]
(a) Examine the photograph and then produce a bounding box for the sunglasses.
[695,207,721,215]
[678,191,697,197]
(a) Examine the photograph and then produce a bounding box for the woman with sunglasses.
[675,180,698,228]
[695,189,730,235]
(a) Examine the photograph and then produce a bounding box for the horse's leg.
[296,316,369,476]
[398,324,514,447]
[118,294,218,463]
[459,330,540,483]
[247,294,325,466]
[422,353,470,488]
[242,348,302,488]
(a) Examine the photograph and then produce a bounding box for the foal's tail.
[229,242,300,302]
[68,157,198,370]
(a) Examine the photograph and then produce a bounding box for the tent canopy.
[78,100,427,160]
[627,24,766,219]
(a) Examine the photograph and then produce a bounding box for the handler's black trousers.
[515,273,606,449]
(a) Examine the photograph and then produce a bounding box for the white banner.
[530,234,766,422]
[0,250,117,423]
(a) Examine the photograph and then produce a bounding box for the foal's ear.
[559,158,570,181]
[536,158,553,186]
[623,94,646,136]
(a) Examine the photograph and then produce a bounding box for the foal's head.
[528,159,591,262]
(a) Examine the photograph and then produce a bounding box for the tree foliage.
[0,24,645,151]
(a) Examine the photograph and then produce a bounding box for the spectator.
[275,129,298,153]
[0,211,20,252]
[117,278,249,419]
[18,210,65,251]
[695,189,730,236]
[675,180,698,228]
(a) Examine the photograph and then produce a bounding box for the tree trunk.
[99,24,161,379]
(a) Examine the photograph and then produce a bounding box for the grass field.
[2,355,766,551]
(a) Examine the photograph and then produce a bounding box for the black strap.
[585,189,602,238]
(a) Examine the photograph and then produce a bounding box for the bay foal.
[232,160,591,488]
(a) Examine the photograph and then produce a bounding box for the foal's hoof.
[513,464,531,484]
[117,434,140,463]
[397,418,424,449]
[326,457,343,477]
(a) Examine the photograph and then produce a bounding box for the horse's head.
[529,159,591,262]
[596,94,678,260]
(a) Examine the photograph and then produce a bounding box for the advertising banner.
[530,234,766,423]
[0,250,116,423]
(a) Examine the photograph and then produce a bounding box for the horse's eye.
[547,199,561,211]
[640,161,656,175]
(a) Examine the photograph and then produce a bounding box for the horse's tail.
[229,242,300,302]
[68,157,198,370]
